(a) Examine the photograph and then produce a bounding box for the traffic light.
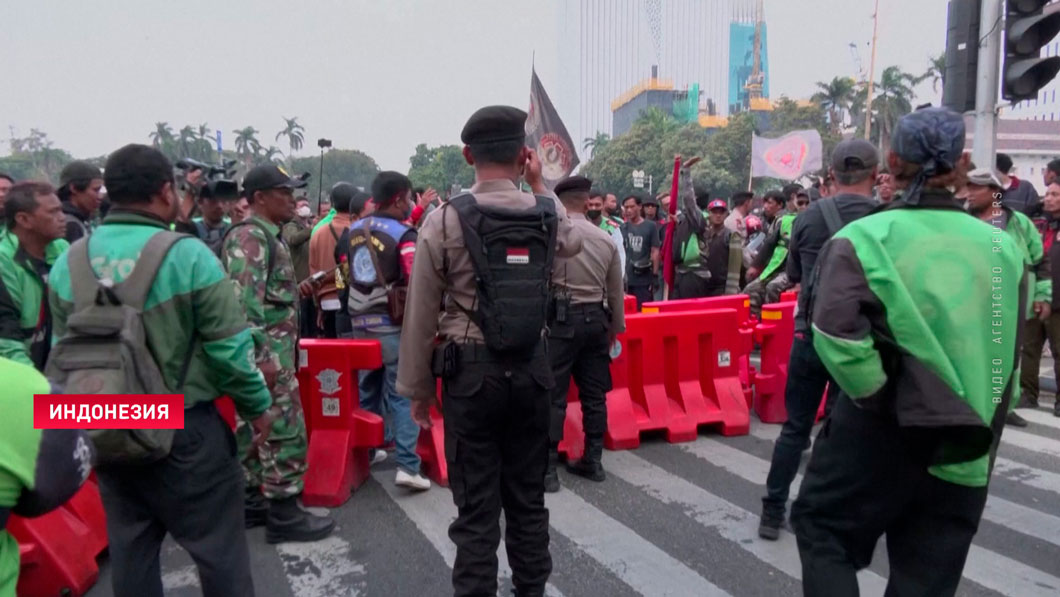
[1002,0,1060,102]
[943,0,981,113]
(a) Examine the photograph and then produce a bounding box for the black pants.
[791,395,988,597]
[673,272,713,299]
[762,333,839,521]
[97,402,254,597]
[442,342,554,597]
[299,297,316,339]
[627,283,653,309]
[548,305,612,441]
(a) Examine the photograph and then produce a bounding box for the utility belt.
[349,313,396,329]
[431,340,546,380]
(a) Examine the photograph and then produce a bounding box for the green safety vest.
[760,213,796,280]
[312,209,337,234]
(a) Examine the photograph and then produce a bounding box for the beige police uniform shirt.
[396,178,582,403]
[553,212,625,334]
[724,210,746,237]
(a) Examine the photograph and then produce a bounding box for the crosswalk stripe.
[750,421,1060,496]
[1001,427,1060,458]
[746,422,1060,543]
[274,535,366,597]
[685,437,1060,596]
[1021,407,1060,430]
[545,488,732,597]
[372,471,566,597]
[605,450,889,595]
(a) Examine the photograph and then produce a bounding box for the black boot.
[265,496,336,544]
[244,488,268,529]
[544,445,560,493]
[566,435,605,482]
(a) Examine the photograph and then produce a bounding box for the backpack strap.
[114,231,190,312]
[819,198,844,237]
[68,238,101,312]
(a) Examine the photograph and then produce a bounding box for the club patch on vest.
[506,247,530,265]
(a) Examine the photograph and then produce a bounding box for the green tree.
[580,108,682,197]
[924,53,945,94]
[1,129,73,183]
[177,125,196,159]
[812,77,856,135]
[873,66,919,156]
[232,126,262,170]
[275,116,305,158]
[149,122,176,160]
[290,149,381,207]
[196,123,215,161]
[582,132,610,158]
[260,146,285,166]
[406,144,475,193]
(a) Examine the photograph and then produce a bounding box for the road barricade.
[605,308,750,449]
[9,478,108,597]
[780,290,799,304]
[624,294,638,314]
[751,302,797,423]
[298,339,385,507]
[416,379,448,487]
[641,295,756,407]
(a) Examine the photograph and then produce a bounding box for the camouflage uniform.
[221,214,308,499]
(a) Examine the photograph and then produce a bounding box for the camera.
[317,138,333,149]
[175,158,240,201]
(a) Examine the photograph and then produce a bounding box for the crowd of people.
[0,102,1055,597]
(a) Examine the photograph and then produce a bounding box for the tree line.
[581,58,942,199]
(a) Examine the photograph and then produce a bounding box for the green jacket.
[0,232,69,369]
[48,211,271,419]
[0,358,91,597]
[810,191,1026,488]
[760,213,796,280]
[995,207,1051,319]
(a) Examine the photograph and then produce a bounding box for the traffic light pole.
[972,0,1003,169]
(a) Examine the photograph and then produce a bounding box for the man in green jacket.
[49,144,274,597]
[791,108,1027,596]
[743,190,795,317]
[0,357,92,597]
[0,182,68,370]
[964,167,1051,428]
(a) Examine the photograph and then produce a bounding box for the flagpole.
[747,130,754,192]
[864,0,880,141]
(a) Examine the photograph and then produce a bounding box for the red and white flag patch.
[506,247,530,265]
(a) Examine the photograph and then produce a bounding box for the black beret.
[554,175,593,195]
[461,105,528,145]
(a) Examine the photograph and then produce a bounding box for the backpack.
[65,213,89,240]
[445,193,558,354]
[45,231,193,465]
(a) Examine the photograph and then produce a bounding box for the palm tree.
[196,123,214,161]
[233,126,262,170]
[177,125,196,158]
[636,107,678,134]
[873,66,919,156]
[261,146,285,166]
[149,122,175,151]
[812,77,856,135]
[924,53,946,94]
[275,116,305,157]
[582,132,610,158]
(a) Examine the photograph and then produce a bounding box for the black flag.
[526,68,580,191]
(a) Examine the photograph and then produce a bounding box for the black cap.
[461,106,528,145]
[350,190,371,214]
[242,164,307,197]
[59,161,102,187]
[330,182,358,205]
[554,175,593,195]
[830,139,879,173]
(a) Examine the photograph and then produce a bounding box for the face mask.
[587,209,602,221]
[296,206,311,218]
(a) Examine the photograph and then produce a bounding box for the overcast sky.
[2,0,947,171]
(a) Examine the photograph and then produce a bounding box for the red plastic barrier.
[298,339,385,507]
[556,381,586,462]
[780,290,799,304]
[641,295,756,407]
[751,302,797,423]
[605,308,750,448]
[415,379,448,487]
[624,294,638,314]
[9,481,107,597]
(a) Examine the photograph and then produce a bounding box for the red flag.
[661,156,681,293]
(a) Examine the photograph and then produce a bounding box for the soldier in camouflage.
[221,164,335,544]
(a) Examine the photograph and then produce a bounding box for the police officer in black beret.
[545,175,625,493]
[397,105,582,597]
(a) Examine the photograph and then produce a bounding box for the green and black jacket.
[810,190,1027,488]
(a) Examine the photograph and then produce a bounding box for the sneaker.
[370,449,388,466]
[1006,411,1029,427]
[758,518,781,541]
[395,469,431,491]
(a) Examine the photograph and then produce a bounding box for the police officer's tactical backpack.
[45,231,194,465]
[445,193,558,353]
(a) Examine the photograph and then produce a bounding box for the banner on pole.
[526,68,579,190]
[751,130,823,180]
